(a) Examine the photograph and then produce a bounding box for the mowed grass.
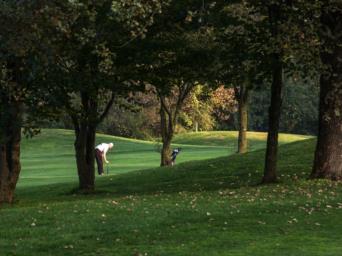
[1,130,341,256]
[19,129,311,187]
[19,129,233,187]
[173,131,312,148]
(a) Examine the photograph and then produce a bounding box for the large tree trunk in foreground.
[262,57,283,184]
[71,92,99,192]
[311,5,342,180]
[0,101,23,204]
[74,123,96,192]
[69,90,115,191]
[236,83,250,154]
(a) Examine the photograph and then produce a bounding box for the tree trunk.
[159,102,173,166]
[0,101,23,205]
[72,92,98,192]
[311,5,342,180]
[311,77,342,180]
[157,84,192,166]
[74,123,96,192]
[194,121,199,133]
[161,139,172,166]
[262,58,283,184]
[237,82,250,154]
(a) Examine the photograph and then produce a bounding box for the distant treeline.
[45,79,318,139]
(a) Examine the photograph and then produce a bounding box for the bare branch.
[157,89,172,117]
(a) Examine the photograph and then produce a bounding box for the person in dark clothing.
[171,148,181,166]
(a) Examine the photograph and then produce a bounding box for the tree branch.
[97,91,116,124]
[157,89,172,117]
[173,82,193,124]
[63,93,80,135]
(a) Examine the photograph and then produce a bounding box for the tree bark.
[71,92,98,192]
[161,139,172,166]
[74,123,96,192]
[160,101,173,166]
[157,83,193,167]
[0,100,23,205]
[194,121,199,132]
[311,5,342,180]
[262,57,283,184]
[67,88,116,191]
[237,82,250,154]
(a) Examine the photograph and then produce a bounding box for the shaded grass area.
[1,136,342,255]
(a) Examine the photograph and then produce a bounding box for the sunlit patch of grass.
[173,131,312,149]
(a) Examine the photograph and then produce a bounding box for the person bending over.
[171,148,181,166]
[95,142,113,175]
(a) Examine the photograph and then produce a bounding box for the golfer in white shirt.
[95,142,113,175]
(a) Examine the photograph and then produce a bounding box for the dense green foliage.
[0,5,341,253]
[52,80,318,139]
[249,79,319,134]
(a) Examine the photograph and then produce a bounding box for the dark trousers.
[95,149,104,174]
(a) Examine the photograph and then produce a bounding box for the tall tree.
[258,0,320,182]
[0,1,58,204]
[215,2,266,154]
[258,0,320,183]
[151,48,212,166]
[218,1,319,181]
[234,82,251,153]
[311,1,342,180]
[47,0,165,191]
[261,1,289,183]
[135,0,217,166]
[157,83,194,166]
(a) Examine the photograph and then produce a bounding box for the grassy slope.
[19,129,231,187]
[19,129,310,187]
[1,130,341,256]
[172,131,312,147]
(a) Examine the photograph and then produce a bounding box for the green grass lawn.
[19,129,239,187]
[19,129,311,187]
[172,130,312,148]
[1,129,341,256]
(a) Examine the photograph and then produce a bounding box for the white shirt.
[95,143,111,154]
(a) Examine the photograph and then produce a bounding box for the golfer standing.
[95,142,113,175]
